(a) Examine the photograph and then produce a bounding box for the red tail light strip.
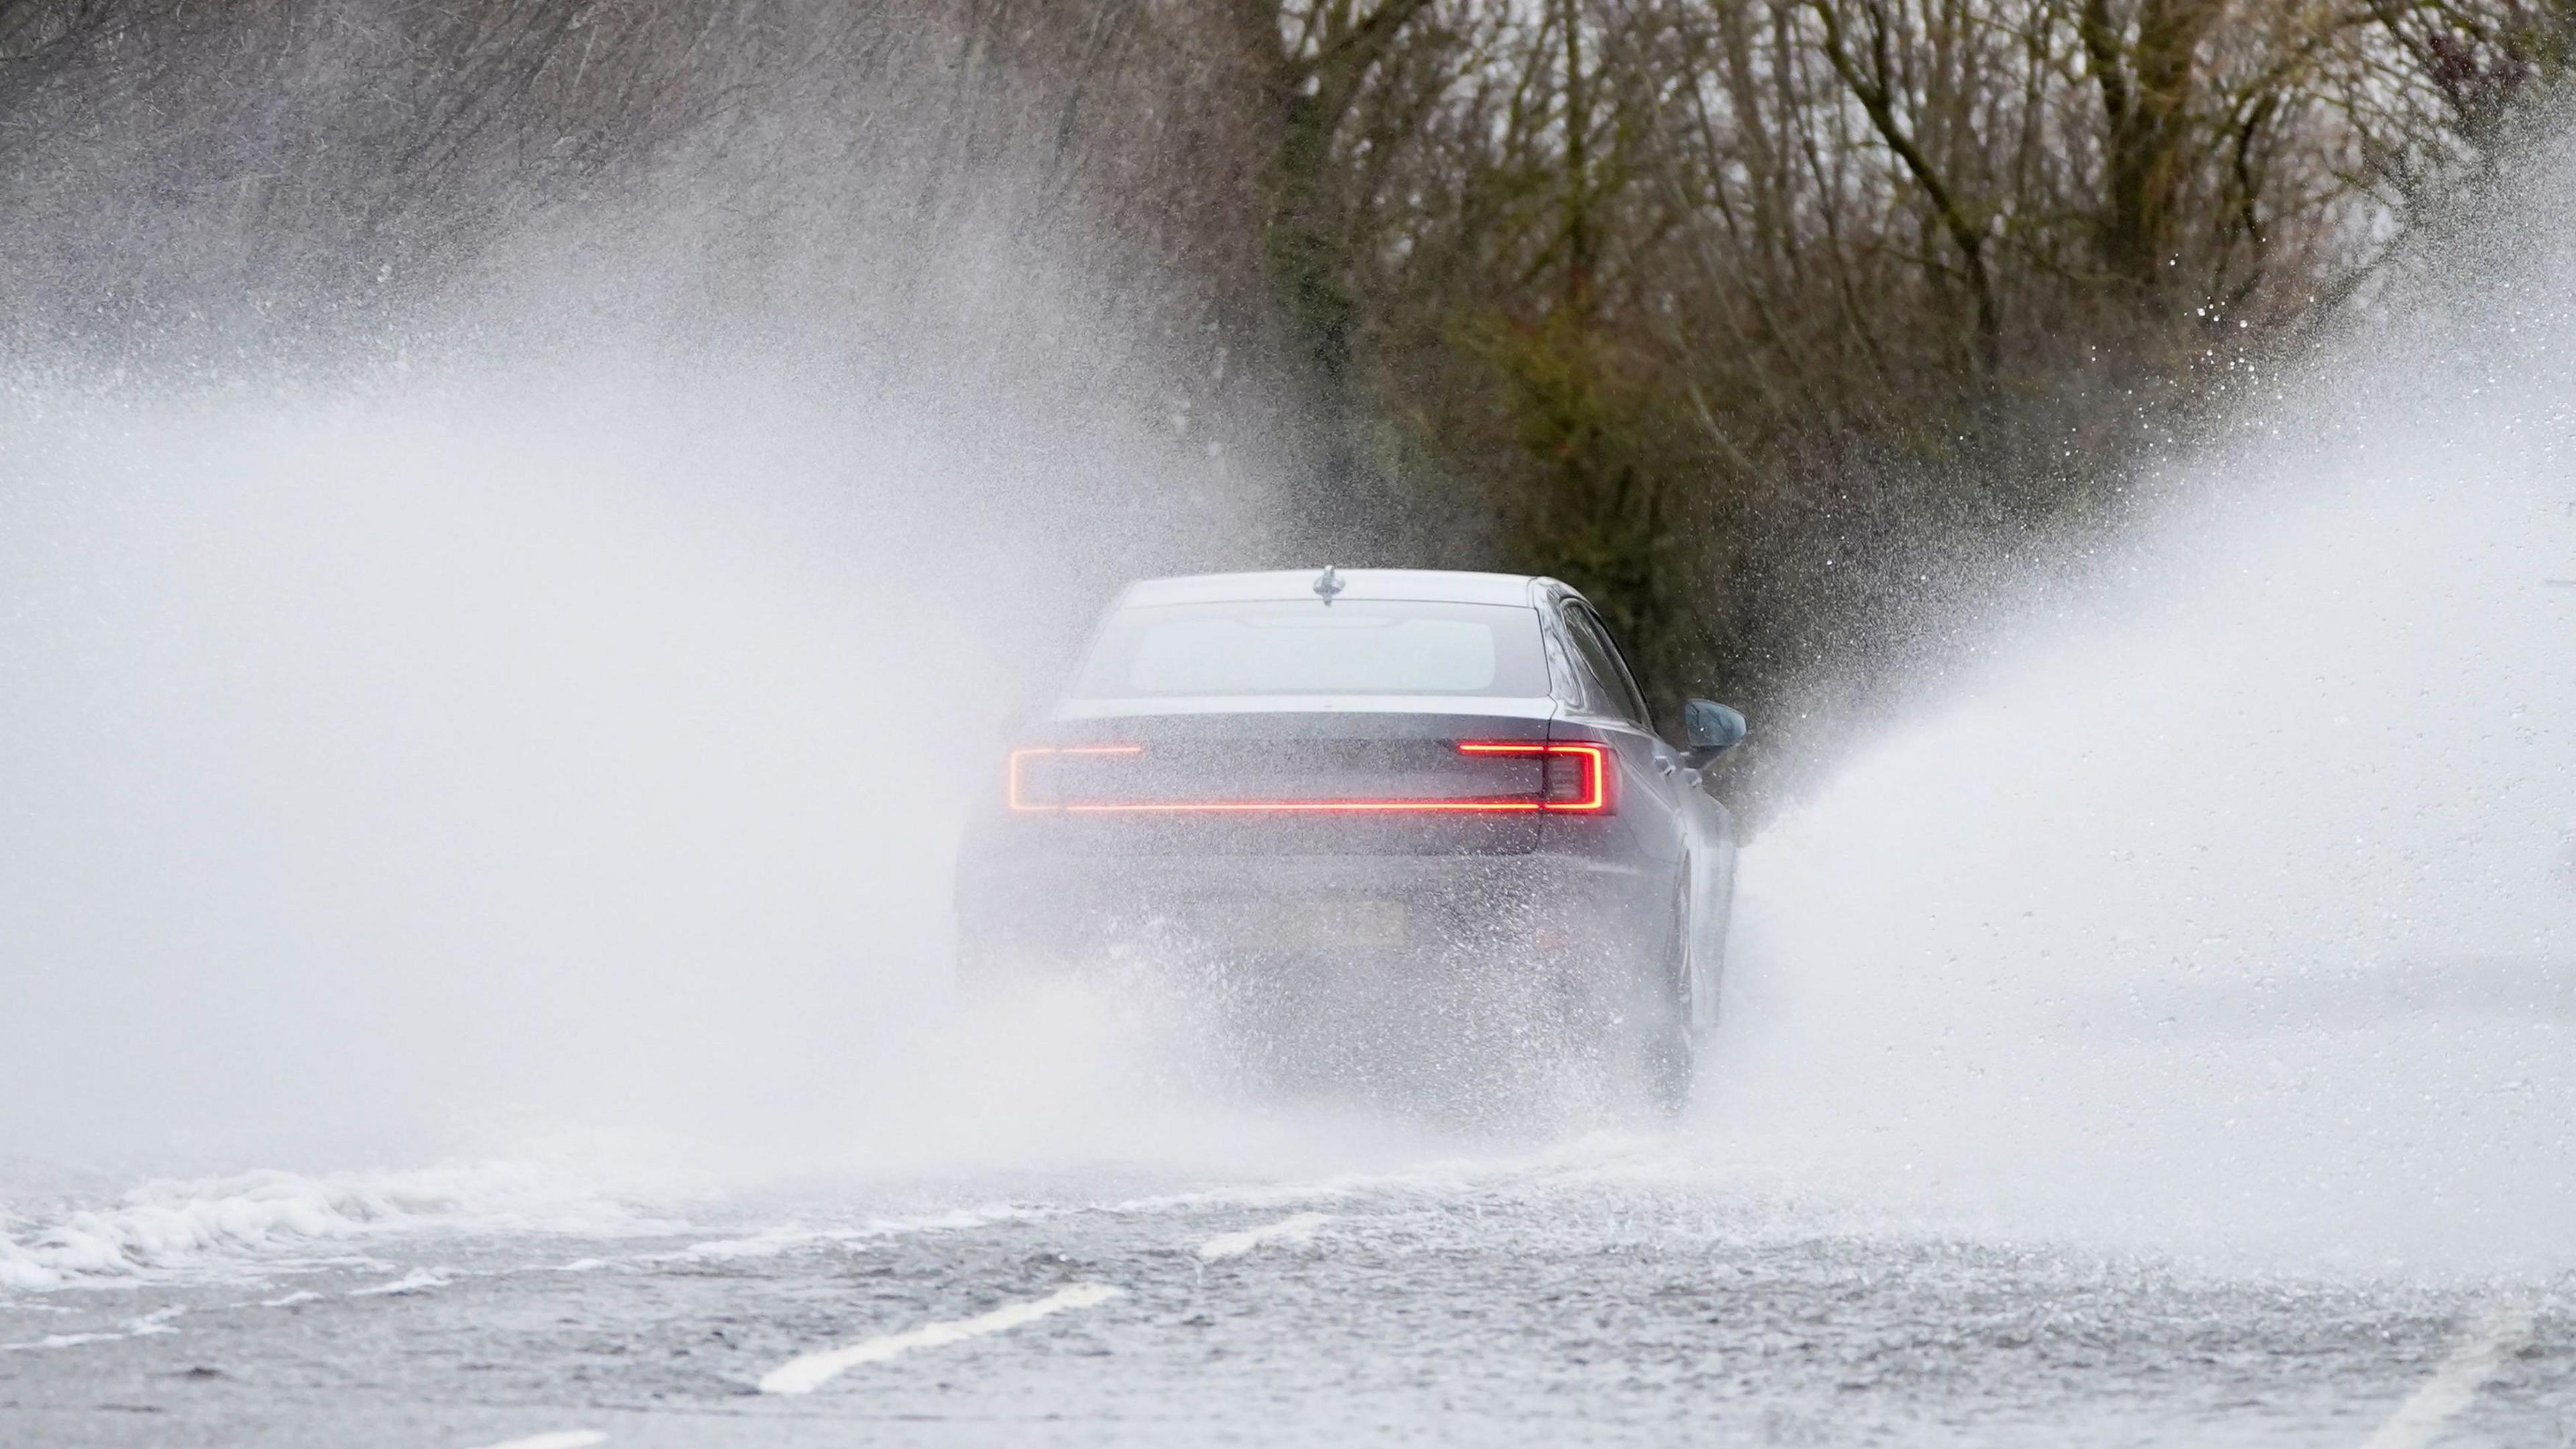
[1007,744,1144,812]
[1006,740,1611,814]
[1456,740,1611,812]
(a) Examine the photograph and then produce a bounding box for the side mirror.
[1680,699,1747,765]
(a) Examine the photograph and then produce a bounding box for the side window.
[1563,604,1651,727]
[1587,610,1654,723]
[1558,618,1613,712]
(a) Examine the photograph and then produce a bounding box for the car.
[952,567,1747,1110]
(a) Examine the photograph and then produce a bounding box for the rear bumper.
[954,843,1670,970]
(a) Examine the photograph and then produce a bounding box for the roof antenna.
[1312,564,1344,603]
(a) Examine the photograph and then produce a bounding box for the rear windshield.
[1071,600,1550,698]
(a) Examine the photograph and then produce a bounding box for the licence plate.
[1218,898,1409,951]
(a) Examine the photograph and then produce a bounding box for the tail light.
[1456,741,1611,812]
[1007,740,1612,814]
[1006,744,1144,812]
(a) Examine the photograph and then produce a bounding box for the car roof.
[1116,568,1550,608]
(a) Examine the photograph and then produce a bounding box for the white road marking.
[0,1305,185,1353]
[2359,1298,2536,1449]
[1196,1212,1331,1262]
[350,1267,450,1296]
[464,1433,606,1449]
[757,1283,1123,1395]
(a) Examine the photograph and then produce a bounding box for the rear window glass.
[1071,600,1550,698]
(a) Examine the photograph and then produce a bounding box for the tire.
[1630,886,1697,1118]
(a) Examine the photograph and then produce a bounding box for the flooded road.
[4,1144,2567,1448]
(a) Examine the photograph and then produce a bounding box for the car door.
[1564,601,1735,1026]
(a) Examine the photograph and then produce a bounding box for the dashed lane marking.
[2358,1298,2536,1449]
[757,1283,1123,1395]
[463,1433,606,1449]
[1196,1212,1331,1262]
[350,1267,450,1297]
[0,1305,184,1353]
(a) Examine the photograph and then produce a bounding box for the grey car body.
[953,568,1744,1096]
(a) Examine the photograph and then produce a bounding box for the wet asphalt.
[4,1159,2569,1448]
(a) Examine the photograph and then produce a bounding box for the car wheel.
[1631,888,1695,1117]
